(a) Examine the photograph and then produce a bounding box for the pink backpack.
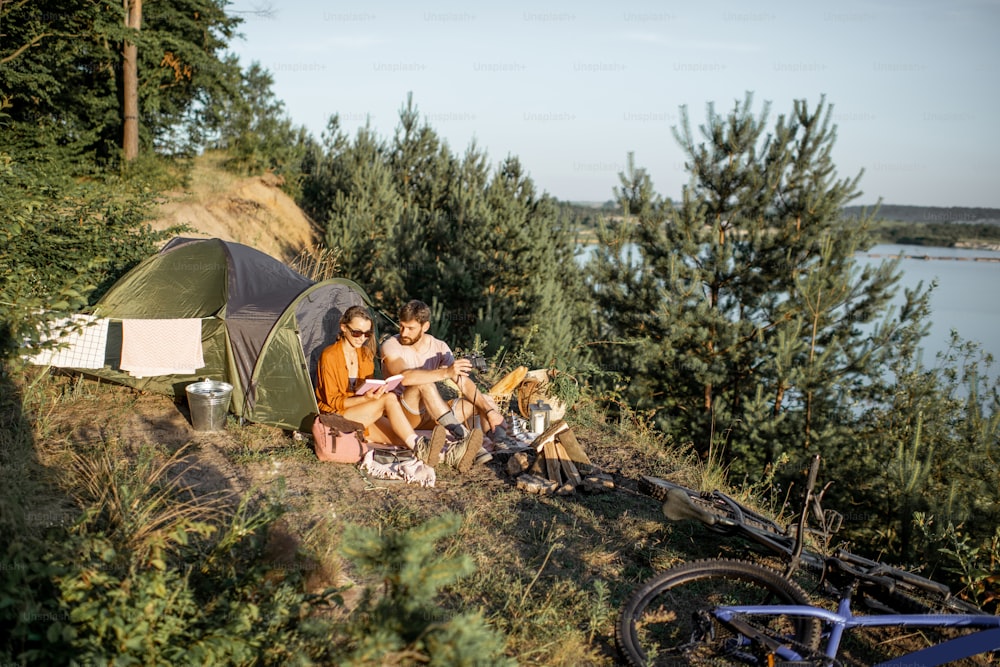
[311,413,369,463]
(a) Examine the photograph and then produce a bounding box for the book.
[354,374,404,395]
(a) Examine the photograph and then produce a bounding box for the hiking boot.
[414,425,446,466]
[474,446,493,466]
[442,428,483,473]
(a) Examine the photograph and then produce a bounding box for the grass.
[228,418,311,464]
[167,150,244,202]
[2,368,696,662]
[1,367,863,665]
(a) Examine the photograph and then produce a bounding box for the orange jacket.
[315,338,374,414]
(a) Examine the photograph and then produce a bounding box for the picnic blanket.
[359,448,436,487]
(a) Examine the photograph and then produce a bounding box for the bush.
[334,513,514,666]
[0,151,173,362]
[0,396,512,665]
[1,442,341,665]
[834,333,1000,585]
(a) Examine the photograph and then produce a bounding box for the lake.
[577,242,1000,384]
[860,244,1000,380]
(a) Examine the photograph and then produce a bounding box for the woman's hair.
[339,305,376,354]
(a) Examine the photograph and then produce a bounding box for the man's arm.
[381,335,474,385]
[383,352,473,385]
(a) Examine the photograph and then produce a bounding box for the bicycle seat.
[662,488,735,528]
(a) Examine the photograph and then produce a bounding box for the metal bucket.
[185,380,233,432]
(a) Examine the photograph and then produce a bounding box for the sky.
[224,0,1000,208]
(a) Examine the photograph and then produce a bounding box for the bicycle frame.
[714,594,1000,666]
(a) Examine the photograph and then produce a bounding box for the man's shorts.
[399,394,426,417]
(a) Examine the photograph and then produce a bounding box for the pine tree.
[299,95,589,364]
[482,158,583,365]
[318,123,408,305]
[590,94,928,477]
[842,329,1000,567]
[388,94,461,320]
[0,0,240,163]
[299,116,352,228]
[207,60,310,183]
[587,153,673,402]
[441,142,510,351]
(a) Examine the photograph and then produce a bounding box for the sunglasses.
[346,327,373,338]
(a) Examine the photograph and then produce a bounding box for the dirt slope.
[149,153,320,262]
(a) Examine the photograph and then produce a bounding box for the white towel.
[359,449,436,487]
[120,319,205,378]
[25,315,109,369]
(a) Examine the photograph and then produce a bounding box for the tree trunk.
[122,0,142,162]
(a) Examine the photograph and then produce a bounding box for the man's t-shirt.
[380,333,454,375]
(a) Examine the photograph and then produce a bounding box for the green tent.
[72,237,373,432]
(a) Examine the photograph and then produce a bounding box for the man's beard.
[399,331,422,346]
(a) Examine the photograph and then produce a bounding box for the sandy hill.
[149,153,319,262]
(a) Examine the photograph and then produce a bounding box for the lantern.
[529,400,551,434]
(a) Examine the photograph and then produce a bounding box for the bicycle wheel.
[616,559,822,666]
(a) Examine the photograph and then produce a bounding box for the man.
[381,300,503,472]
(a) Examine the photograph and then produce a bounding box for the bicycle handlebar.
[805,453,820,494]
[833,548,953,598]
[662,491,962,603]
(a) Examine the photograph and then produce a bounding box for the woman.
[315,305,444,462]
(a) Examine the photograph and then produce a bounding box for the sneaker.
[442,428,483,473]
[474,447,493,466]
[414,425,446,466]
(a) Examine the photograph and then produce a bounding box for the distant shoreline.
[861,252,1000,262]
[573,229,1000,253]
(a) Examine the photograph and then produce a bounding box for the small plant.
[3,470,347,666]
[914,514,1000,611]
[334,512,514,666]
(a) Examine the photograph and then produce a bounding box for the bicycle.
[617,455,1000,665]
[636,455,981,615]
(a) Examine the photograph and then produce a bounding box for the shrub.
[334,513,515,666]
[0,152,172,362]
